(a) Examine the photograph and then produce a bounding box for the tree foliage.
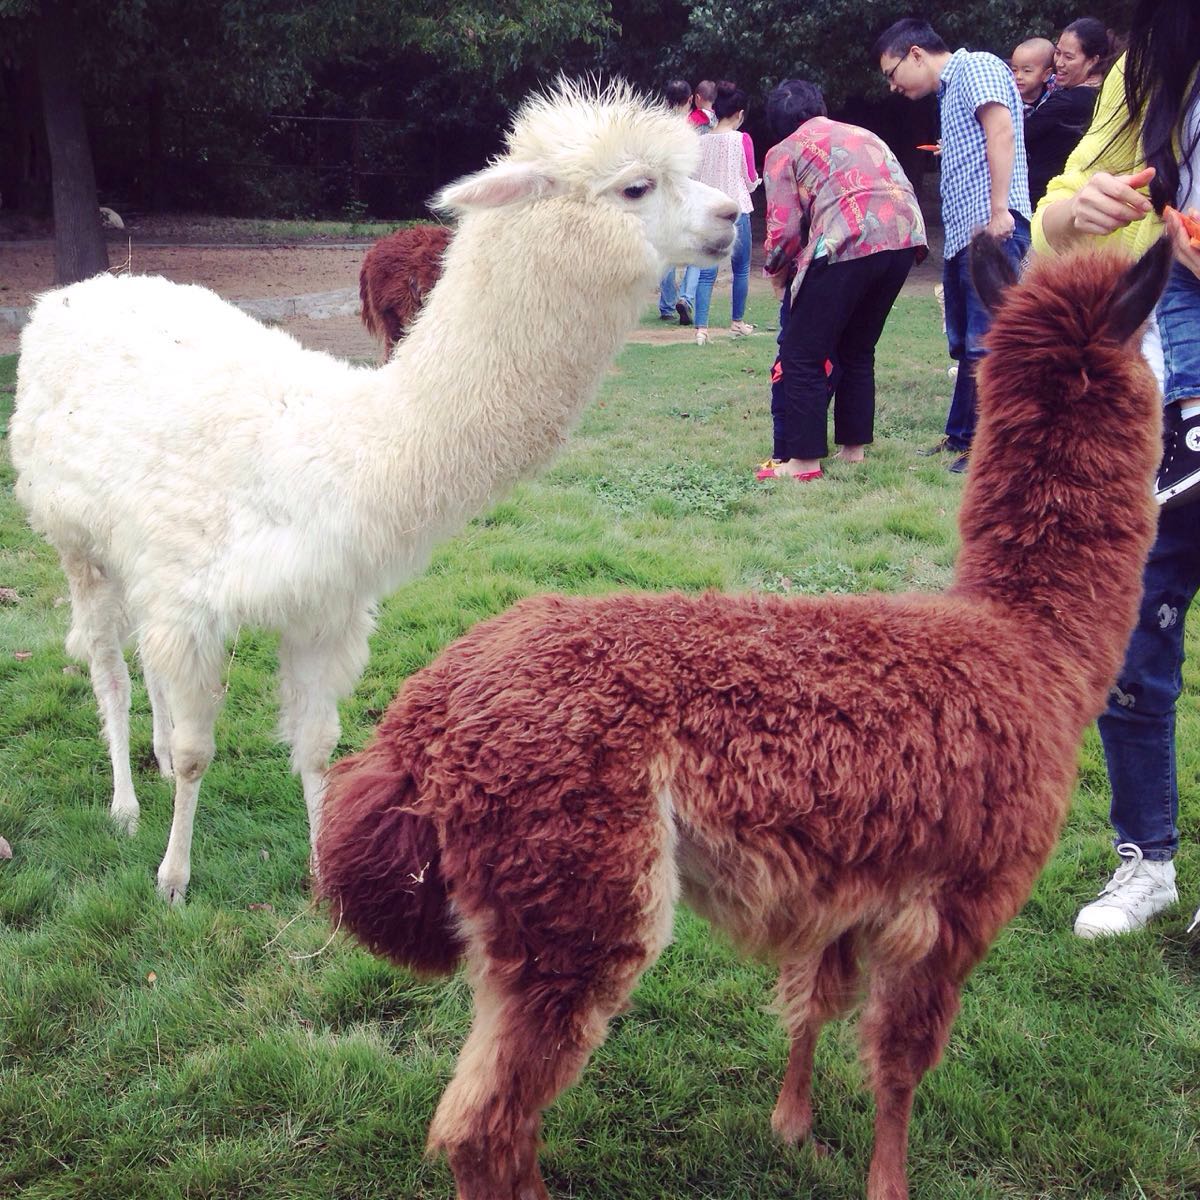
[0,0,1143,224]
[682,0,1135,106]
[0,1,615,218]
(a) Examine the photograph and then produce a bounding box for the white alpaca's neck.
[346,198,652,582]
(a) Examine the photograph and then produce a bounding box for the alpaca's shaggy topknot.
[502,77,699,192]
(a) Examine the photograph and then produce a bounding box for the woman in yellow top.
[1032,0,1200,941]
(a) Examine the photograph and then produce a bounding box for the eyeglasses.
[882,48,912,85]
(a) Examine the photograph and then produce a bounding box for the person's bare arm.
[977,102,1016,238]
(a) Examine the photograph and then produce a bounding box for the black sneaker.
[948,450,969,474]
[917,435,956,456]
[1155,408,1200,510]
[675,297,693,326]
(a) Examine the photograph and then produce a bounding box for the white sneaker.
[1074,843,1178,938]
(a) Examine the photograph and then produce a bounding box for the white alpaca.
[10,80,737,903]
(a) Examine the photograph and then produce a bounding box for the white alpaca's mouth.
[700,234,735,259]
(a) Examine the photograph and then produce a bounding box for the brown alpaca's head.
[969,235,1172,474]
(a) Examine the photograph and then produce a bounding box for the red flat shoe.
[755,464,823,481]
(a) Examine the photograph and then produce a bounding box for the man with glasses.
[874,19,1031,474]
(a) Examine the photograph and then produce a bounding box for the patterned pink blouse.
[763,116,927,287]
[696,129,759,214]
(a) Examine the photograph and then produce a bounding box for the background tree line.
[1,1,1132,279]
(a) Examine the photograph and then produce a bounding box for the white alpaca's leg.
[151,649,224,904]
[61,553,139,833]
[277,610,373,867]
[141,660,174,778]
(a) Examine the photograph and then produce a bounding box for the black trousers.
[774,247,916,461]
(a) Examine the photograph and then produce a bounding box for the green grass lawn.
[0,304,1197,1200]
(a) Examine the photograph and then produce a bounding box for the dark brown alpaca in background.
[317,238,1172,1200]
[359,223,451,359]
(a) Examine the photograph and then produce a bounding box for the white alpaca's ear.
[433,162,565,214]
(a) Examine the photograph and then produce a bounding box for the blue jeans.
[1097,504,1200,861]
[942,214,1030,449]
[658,268,679,317]
[679,265,700,307]
[1157,261,1200,405]
[694,212,752,327]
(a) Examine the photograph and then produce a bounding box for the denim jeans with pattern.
[1098,503,1200,861]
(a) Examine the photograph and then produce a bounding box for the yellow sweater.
[1031,54,1163,258]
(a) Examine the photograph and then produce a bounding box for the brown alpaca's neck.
[948,382,1160,710]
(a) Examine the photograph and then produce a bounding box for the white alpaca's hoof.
[110,803,140,836]
[154,747,174,779]
[156,869,189,905]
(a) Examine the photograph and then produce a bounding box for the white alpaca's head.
[433,79,738,270]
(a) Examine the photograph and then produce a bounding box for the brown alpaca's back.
[317,240,1172,1200]
[359,224,452,356]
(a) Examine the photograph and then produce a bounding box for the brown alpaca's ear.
[1106,235,1173,345]
[969,233,1018,316]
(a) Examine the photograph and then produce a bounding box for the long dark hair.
[1122,0,1200,211]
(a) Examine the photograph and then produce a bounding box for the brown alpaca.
[359,223,452,358]
[317,239,1172,1200]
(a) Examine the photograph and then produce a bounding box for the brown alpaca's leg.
[430,826,675,1200]
[772,933,860,1150]
[429,969,640,1200]
[858,960,962,1200]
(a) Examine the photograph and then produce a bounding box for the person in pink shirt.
[757,79,927,482]
[692,81,760,344]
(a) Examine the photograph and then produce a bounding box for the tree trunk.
[36,0,108,284]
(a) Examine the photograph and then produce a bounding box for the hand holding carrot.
[1163,204,1200,281]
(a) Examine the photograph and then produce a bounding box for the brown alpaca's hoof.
[771,1099,814,1147]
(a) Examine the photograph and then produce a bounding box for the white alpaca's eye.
[622,181,654,200]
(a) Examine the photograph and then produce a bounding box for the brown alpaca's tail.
[316,743,464,975]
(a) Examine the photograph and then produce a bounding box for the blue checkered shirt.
[938,48,1031,259]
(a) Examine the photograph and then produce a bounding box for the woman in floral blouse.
[757,79,927,482]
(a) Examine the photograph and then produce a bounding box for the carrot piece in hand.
[1164,204,1200,240]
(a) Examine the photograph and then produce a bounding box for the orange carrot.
[1164,204,1200,240]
